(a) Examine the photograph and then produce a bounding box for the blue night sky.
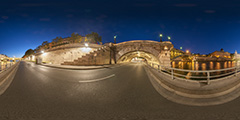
[0,0,240,57]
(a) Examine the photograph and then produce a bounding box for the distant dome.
[220,48,224,52]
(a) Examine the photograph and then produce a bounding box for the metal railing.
[0,62,16,72]
[148,62,240,84]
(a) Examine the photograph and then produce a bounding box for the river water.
[172,61,235,70]
[171,61,236,80]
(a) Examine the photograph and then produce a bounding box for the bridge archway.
[117,50,159,64]
[115,40,173,67]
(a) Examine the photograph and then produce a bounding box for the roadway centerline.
[79,74,115,83]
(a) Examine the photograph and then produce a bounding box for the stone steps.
[61,46,110,66]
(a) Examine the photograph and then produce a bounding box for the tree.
[35,45,44,53]
[70,32,82,43]
[42,41,49,49]
[23,49,34,58]
[65,37,71,43]
[52,36,65,46]
[52,37,60,43]
[76,34,83,43]
[48,42,53,48]
[58,37,64,43]
[42,41,49,46]
[86,32,102,44]
[70,33,76,43]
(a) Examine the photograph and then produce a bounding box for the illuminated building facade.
[170,48,185,59]
[210,49,231,59]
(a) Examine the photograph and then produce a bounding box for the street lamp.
[159,34,163,42]
[167,36,171,41]
[114,35,117,44]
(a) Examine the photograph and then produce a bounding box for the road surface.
[0,61,239,120]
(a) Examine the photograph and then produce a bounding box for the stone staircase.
[61,46,111,66]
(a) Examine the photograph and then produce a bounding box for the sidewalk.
[40,63,120,70]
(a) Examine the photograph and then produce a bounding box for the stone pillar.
[109,43,117,64]
[158,43,172,68]
[234,50,240,66]
[36,57,42,64]
[109,43,112,64]
[159,50,171,68]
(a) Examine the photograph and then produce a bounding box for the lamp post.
[167,36,171,41]
[114,35,117,44]
[160,34,163,42]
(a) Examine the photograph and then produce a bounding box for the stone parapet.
[145,65,240,106]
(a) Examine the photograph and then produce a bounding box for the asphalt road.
[0,61,240,120]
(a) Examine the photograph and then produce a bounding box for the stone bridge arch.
[117,50,160,64]
[114,40,173,67]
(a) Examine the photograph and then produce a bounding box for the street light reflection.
[80,47,92,53]
[164,46,168,50]
[43,53,47,56]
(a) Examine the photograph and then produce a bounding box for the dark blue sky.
[1,0,240,57]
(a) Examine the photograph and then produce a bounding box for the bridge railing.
[0,62,16,72]
[147,62,240,84]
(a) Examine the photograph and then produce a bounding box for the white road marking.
[79,74,115,83]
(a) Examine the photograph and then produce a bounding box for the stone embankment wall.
[62,45,111,66]
[32,41,173,66]
[34,43,102,65]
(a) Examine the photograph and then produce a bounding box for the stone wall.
[35,43,102,65]
[61,46,111,65]
[32,41,173,66]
